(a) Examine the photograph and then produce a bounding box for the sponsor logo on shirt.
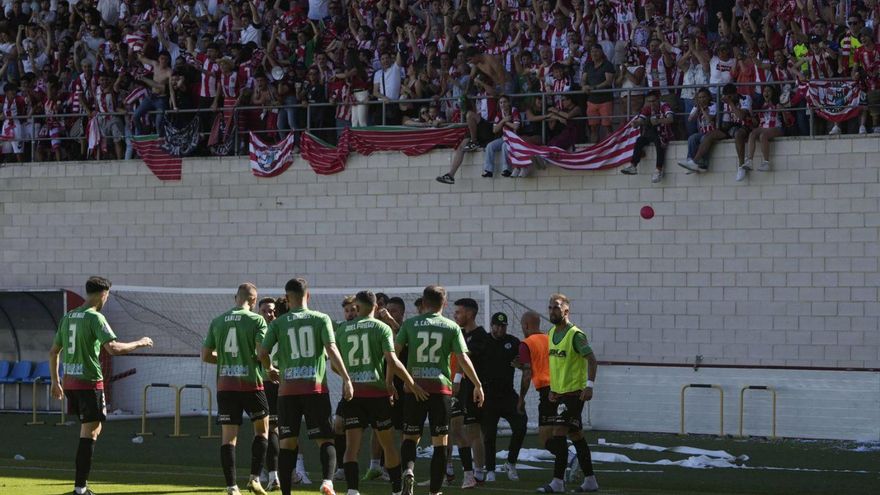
[63,363,84,376]
[549,349,568,358]
[219,365,250,377]
[350,370,379,383]
[284,366,317,379]
[412,367,443,379]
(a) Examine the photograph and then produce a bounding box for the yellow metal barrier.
[170,384,219,439]
[680,383,725,436]
[26,378,46,426]
[138,383,179,436]
[739,385,777,438]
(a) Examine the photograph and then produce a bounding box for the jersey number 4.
[415,331,443,363]
[224,328,239,358]
[287,326,316,359]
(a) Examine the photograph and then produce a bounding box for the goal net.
[102,285,551,430]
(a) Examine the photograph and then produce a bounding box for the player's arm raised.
[455,351,484,407]
[104,337,153,356]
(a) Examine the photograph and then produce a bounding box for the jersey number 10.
[287,326,316,359]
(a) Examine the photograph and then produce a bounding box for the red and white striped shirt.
[546,28,570,62]
[69,73,96,113]
[221,72,240,99]
[691,103,716,134]
[329,80,352,121]
[856,45,880,91]
[645,54,672,95]
[807,53,833,79]
[759,103,783,128]
[612,1,636,42]
[95,86,116,114]
[198,55,221,98]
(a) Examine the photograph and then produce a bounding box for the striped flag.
[248,132,297,178]
[504,120,640,170]
[348,126,467,156]
[131,135,182,181]
[301,130,350,175]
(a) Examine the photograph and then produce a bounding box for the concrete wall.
[2,135,879,438]
[2,135,877,367]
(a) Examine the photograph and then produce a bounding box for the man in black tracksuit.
[480,312,527,481]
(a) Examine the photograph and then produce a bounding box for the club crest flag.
[806,80,861,123]
[248,133,297,178]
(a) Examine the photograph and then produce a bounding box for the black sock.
[401,439,417,471]
[547,436,567,480]
[220,443,236,487]
[319,441,337,481]
[388,463,402,492]
[508,414,528,466]
[278,448,297,495]
[572,438,594,476]
[335,433,347,468]
[379,449,385,467]
[74,437,95,488]
[266,431,280,472]
[430,445,447,493]
[459,446,473,472]
[343,461,359,491]
[251,436,268,478]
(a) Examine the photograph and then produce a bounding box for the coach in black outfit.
[481,312,527,481]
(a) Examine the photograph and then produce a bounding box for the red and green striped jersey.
[204,307,268,392]
[262,307,335,396]
[53,306,117,390]
[335,317,394,398]
[395,312,466,395]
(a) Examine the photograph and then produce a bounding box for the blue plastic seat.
[0,361,32,383]
[21,361,51,383]
[0,361,33,409]
[0,361,10,380]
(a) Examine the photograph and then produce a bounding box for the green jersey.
[395,312,466,395]
[262,307,335,396]
[53,306,117,390]
[335,317,394,398]
[204,307,268,392]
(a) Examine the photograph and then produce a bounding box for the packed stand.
[0,0,878,166]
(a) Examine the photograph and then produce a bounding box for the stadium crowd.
[1,0,879,165]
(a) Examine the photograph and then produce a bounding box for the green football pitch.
[1,414,877,495]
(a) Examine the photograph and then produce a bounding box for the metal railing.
[0,79,869,164]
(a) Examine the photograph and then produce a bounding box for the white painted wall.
[1,135,879,438]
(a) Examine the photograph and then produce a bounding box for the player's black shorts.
[403,393,451,437]
[537,386,557,426]
[449,396,464,418]
[457,386,482,425]
[217,390,270,425]
[264,381,279,422]
[391,385,404,430]
[341,396,394,431]
[65,389,106,423]
[278,393,333,440]
[553,392,586,431]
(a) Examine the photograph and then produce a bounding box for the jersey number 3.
[68,324,77,354]
[415,331,443,363]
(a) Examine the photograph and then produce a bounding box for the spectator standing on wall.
[581,44,615,142]
[620,90,674,183]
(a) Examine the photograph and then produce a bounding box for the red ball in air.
[640,205,655,220]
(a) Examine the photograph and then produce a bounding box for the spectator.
[678,35,710,136]
[679,87,717,173]
[372,51,402,125]
[581,43,615,142]
[544,93,583,150]
[133,50,172,135]
[854,29,880,134]
[744,85,784,176]
[616,47,646,121]
[620,90,673,183]
[482,94,520,178]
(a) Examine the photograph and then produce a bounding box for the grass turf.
[1,413,877,495]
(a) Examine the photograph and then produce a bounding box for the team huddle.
[50,277,599,495]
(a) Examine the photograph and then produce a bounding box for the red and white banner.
[131,135,182,181]
[806,80,862,123]
[503,120,640,170]
[248,132,296,178]
[301,131,350,175]
[348,126,468,156]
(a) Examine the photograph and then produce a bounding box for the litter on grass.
[498,448,746,470]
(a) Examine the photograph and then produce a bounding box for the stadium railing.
[6,78,867,163]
